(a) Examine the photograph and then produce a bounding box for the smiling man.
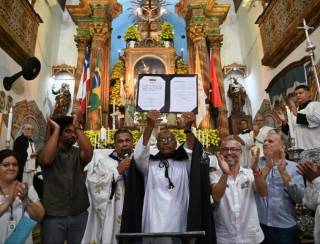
[256,130,304,244]
[210,135,267,244]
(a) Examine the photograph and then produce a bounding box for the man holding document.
[121,110,216,244]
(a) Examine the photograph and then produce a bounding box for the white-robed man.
[82,129,134,244]
[251,114,273,156]
[297,160,320,244]
[120,110,216,244]
[276,84,320,150]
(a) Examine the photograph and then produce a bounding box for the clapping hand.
[250,147,260,172]
[297,160,320,182]
[217,152,230,175]
[15,182,28,202]
[275,110,286,123]
[275,147,286,174]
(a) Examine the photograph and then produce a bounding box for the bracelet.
[184,129,192,134]
[23,198,32,207]
[253,169,262,177]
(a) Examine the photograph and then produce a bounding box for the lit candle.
[6,107,13,142]
[286,106,294,137]
[100,126,106,141]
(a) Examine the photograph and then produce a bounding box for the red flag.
[210,49,222,108]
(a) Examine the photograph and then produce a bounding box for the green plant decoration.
[124,25,141,42]
[85,128,220,149]
[160,21,174,42]
[176,58,188,74]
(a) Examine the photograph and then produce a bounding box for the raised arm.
[143,110,159,146]
[179,112,196,150]
[72,111,93,164]
[38,118,60,166]
[251,148,268,197]
[211,153,230,202]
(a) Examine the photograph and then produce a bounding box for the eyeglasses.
[158,137,175,143]
[220,147,241,153]
[0,163,19,169]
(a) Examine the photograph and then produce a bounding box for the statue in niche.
[228,77,247,115]
[52,83,71,119]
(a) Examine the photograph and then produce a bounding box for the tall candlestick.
[112,100,116,130]
[6,107,13,144]
[285,106,294,137]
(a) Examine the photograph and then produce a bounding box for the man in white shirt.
[82,129,134,244]
[210,135,267,244]
[297,160,320,244]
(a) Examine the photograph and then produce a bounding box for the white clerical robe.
[134,137,191,234]
[23,141,36,186]
[238,132,254,168]
[293,102,320,150]
[303,177,320,244]
[252,126,273,156]
[82,149,125,244]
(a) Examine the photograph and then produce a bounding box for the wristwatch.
[184,129,192,134]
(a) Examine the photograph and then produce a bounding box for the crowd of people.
[0,84,319,244]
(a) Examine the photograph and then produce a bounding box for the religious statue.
[51,83,71,118]
[227,77,247,115]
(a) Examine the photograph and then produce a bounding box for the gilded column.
[73,34,91,113]
[188,23,213,129]
[88,22,110,130]
[207,35,229,138]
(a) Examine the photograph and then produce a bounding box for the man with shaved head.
[121,110,215,244]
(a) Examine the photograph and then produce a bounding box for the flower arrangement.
[160,21,174,42]
[124,25,141,42]
[85,128,220,148]
[176,58,188,74]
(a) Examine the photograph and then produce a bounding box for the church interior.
[0,0,320,241]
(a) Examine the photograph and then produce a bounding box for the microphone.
[122,149,132,159]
